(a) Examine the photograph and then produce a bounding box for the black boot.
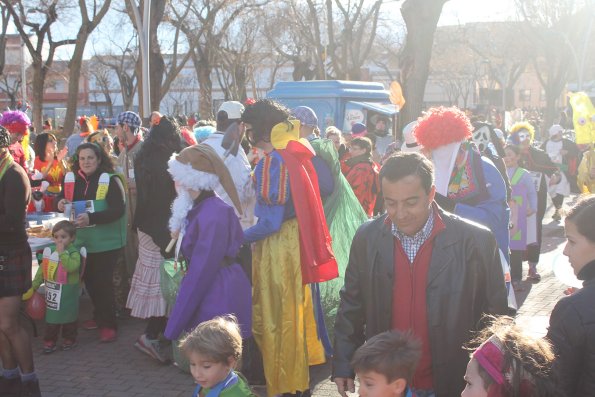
[0,376,21,397]
[20,379,41,397]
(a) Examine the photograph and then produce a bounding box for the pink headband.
[473,335,506,385]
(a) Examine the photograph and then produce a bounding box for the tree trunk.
[63,30,90,136]
[399,0,448,128]
[30,62,45,133]
[197,62,213,119]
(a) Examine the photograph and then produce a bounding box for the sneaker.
[43,341,57,354]
[20,379,41,397]
[527,267,541,282]
[82,319,98,330]
[0,376,21,397]
[99,327,117,343]
[134,334,170,364]
[61,339,78,351]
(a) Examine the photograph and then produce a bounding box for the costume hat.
[0,110,31,135]
[167,144,242,214]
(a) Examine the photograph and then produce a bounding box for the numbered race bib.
[45,281,62,311]
[528,171,542,192]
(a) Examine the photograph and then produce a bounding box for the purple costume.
[164,195,252,340]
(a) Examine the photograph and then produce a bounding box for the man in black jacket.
[332,152,507,397]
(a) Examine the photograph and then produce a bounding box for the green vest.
[74,173,127,253]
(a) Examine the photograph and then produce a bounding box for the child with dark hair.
[342,136,380,217]
[547,194,595,396]
[29,220,81,353]
[463,316,562,397]
[351,330,422,397]
[179,316,256,397]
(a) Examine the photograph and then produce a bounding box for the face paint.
[517,132,529,142]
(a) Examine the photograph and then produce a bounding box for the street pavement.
[27,202,572,396]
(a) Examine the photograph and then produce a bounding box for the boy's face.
[461,359,488,397]
[356,371,406,397]
[53,229,75,247]
[188,352,234,390]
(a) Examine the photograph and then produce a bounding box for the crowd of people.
[0,95,594,397]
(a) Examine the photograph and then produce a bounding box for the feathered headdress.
[413,107,472,150]
[0,110,31,135]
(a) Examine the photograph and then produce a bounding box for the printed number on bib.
[45,281,62,311]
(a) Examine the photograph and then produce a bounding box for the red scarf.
[277,140,338,284]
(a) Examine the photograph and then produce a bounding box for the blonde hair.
[179,315,243,364]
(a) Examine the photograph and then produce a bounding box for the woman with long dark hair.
[33,133,68,210]
[126,116,182,363]
[56,142,126,343]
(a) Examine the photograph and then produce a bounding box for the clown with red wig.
[414,107,511,288]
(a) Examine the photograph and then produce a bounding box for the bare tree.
[170,0,260,118]
[87,59,114,116]
[2,0,76,131]
[0,3,11,75]
[399,0,448,127]
[62,0,111,135]
[92,33,139,113]
[515,0,592,127]
[0,74,21,109]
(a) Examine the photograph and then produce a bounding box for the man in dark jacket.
[332,152,508,397]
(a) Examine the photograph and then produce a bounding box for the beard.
[169,188,194,234]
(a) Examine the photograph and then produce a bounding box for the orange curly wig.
[413,106,473,150]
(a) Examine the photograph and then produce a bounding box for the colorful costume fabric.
[32,245,81,324]
[192,371,256,397]
[508,167,537,251]
[244,121,337,396]
[34,157,65,194]
[342,154,380,217]
[309,138,368,322]
[578,148,595,193]
[163,195,252,341]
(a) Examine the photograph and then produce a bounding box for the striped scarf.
[0,150,14,182]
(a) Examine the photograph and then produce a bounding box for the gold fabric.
[252,218,325,396]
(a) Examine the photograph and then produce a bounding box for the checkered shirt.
[391,211,435,263]
[117,111,142,130]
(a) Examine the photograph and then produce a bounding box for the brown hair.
[565,194,595,243]
[179,315,243,364]
[351,137,373,155]
[351,330,421,383]
[52,220,76,238]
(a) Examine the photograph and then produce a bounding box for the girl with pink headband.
[462,317,563,397]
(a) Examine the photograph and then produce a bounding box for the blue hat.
[291,106,318,128]
[351,122,367,137]
[117,111,142,133]
[194,125,216,143]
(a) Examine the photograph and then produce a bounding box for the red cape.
[277,140,338,284]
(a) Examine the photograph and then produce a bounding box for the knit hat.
[0,110,31,135]
[291,106,318,128]
[218,101,244,120]
[167,144,242,214]
[548,124,564,138]
[117,111,142,133]
[351,122,367,138]
[401,121,420,152]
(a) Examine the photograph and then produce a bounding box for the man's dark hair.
[351,330,422,383]
[351,137,372,155]
[0,126,11,148]
[177,114,188,126]
[380,152,434,194]
[241,99,290,144]
[71,142,115,174]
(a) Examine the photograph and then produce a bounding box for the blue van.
[266,80,399,137]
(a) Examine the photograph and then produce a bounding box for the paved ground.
[25,201,573,397]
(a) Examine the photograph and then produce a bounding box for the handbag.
[159,235,187,315]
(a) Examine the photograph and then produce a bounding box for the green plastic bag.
[159,257,187,315]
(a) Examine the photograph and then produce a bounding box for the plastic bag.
[159,257,187,315]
